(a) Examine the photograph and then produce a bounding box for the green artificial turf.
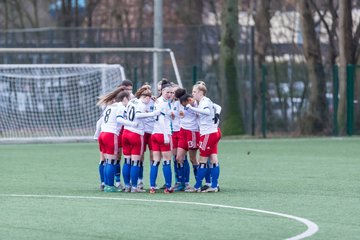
[0,137,359,239]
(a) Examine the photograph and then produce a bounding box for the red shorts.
[117,128,124,149]
[172,131,180,149]
[98,132,118,155]
[143,132,153,152]
[199,131,221,157]
[151,133,172,152]
[178,128,200,151]
[122,129,144,156]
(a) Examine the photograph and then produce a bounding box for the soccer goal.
[0,47,183,143]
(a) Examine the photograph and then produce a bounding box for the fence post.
[261,65,267,138]
[332,65,339,136]
[192,65,197,85]
[346,64,354,136]
[133,66,138,89]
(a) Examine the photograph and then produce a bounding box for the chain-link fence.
[1,26,359,136]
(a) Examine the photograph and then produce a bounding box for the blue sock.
[103,161,108,185]
[210,163,220,188]
[138,161,144,181]
[115,160,121,183]
[106,159,116,187]
[122,158,131,187]
[194,163,207,189]
[205,159,211,184]
[163,160,172,189]
[184,157,190,183]
[99,161,105,184]
[192,164,199,181]
[173,155,179,182]
[150,161,160,188]
[177,163,185,184]
[130,160,140,188]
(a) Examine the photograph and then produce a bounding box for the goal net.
[0,64,125,143]
[0,48,183,143]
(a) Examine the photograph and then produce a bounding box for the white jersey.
[197,96,218,135]
[143,98,156,134]
[124,98,147,135]
[152,96,172,135]
[171,100,181,132]
[100,102,122,135]
[213,103,222,128]
[179,101,199,131]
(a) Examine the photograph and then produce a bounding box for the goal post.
[0,48,183,89]
[0,47,183,143]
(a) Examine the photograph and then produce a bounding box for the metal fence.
[0,26,358,135]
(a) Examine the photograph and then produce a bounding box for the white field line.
[0,193,318,240]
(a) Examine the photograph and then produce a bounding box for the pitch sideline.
[0,193,319,240]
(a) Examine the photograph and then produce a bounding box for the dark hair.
[179,93,193,105]
[115,91,130,102]
[160,79,171,91]
[174,88,186,99]
[119,79,133,87]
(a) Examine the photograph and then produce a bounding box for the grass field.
[1,137,360,239]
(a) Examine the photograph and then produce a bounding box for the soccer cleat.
[131,187,146,193]
[164,188,174,194]
[124,186,131,193]
[149,187,156,194]
[137,182,144,190]
[115,182,124,191]
[99,184,105,191]
[104,186,122,192]
[185,187,201,193]
[174,183,186,192]
[202,187,219,193]
[200,185,210,192]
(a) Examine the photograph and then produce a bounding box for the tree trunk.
[338,0,353,135]
[298,0,328,134]
[219,0,244,135]
[254,0,271,135]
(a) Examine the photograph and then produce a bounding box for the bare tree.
[338,0,353,134]
[254,0,271,134]
[298,0,329,133]
[219,0,244,135]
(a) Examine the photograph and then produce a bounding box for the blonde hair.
[135,86,152,98]
[194,83,207,95]
[97,86,126,106]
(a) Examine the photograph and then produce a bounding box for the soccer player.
[149,80,174,194]
[174,88,200,191]
[185,83,221,192]
[170,84,182,188]
[96,87,137,192]
[122,86,161,193]
[138,83,156,189]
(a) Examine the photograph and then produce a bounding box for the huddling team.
[94,78,222,194]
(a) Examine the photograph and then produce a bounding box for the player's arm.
[186,104,211,115]
[117,115,138,127]
[213,103,222,114]
[93,117,103,140]
[135,110,161,118]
